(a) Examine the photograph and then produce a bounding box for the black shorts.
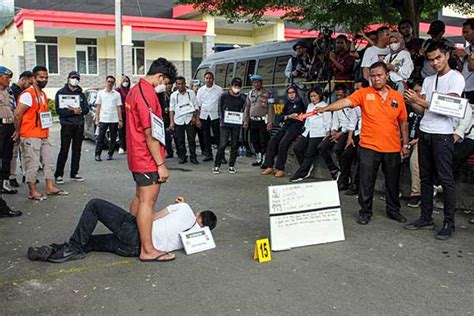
[132,172,160,187]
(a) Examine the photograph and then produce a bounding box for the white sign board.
[429,92,468,119]
[224,110,243,125]
[179,226,216,255]
[269,181,344,251]
[59,95,80,109]
[150,112,166,145]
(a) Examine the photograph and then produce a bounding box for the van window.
[224,63,234,87]
[214,64,227,87]
[274,55,291,85]
[246,60,256,86]
[194,67,209,81]
[235,61,246,83]
[256,57,276,85]
[235,60,257,86]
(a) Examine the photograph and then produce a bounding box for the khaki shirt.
[0,89,14,120]
[243,88,275,124]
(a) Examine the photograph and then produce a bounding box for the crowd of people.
[0,17,472,263]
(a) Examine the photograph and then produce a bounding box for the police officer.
[0,66,21,217]
[243,75,274,167]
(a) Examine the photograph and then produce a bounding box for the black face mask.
[36,80,48,89]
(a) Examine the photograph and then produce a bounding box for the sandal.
[28,194,48,201]
[47,189,69,196]
[139,252,175,263]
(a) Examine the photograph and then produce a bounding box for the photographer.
[285,40,311,84]
[329,35,355,81]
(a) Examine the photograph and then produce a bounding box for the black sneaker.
[407,196,421,208]
[251,159,263,167]
[289,176,304,183]
[203,156,213,162]
[338,182,349,191]
[28,245,55,261]
[330,169,340,181]
[387,213,407,223]
[345,186,358,196]
[9,179,19,188]
[71,175,85,182]
[404,219,435,230]
[436,223,455,240]
[48,243,85,263]
[95,156,102,162]
[357,214,371,225]
[190,157,199,165]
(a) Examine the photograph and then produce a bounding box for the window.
[256,57,276,85]
[132,41,145,75]
[76,38,98,75]
[224,63,234,87]
[194,67,209,81]
[35,37,59,74]
[235,60,256,87]
[274,55,291,85]
[235,61,246,82]
[214,63,227,87]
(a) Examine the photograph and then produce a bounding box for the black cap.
[68,71,80,79]
[428,20,445,36]
[231,77,243,86]
[292,40,308,51]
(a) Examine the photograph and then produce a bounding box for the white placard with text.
[59,95,80,109]
[179,226,216,255]
[150,112,165,145]
[429,92,468,119]
[224,111,243,125]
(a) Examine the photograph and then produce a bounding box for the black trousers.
[453,138,474,177]
[118,111,126,151]
[358,147,401,217]
[264,127,301,171]
[55,124,84,178]
[292,136,323,179]
[215,126,240,167]
[95,122,118,157]
[418,132,456,225]
[175,123,197,160]
[165,127,175,156]
[201,117,220,157]
[69,199,140,257]
[0,124,14,180]
[339,135,360,187]
[318,133,348,173]
[249,120,270,155]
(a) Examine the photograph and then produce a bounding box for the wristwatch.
[403,144,411,149]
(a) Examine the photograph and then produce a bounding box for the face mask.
[390,43,400,51]
[69,78,79,87]
[232,87,241,94]
[37,80,48,89]
[155,84,165,94]
[122,81,129,88]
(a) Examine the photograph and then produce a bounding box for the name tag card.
[429,92,469,119]
[179,226,216,255]
[178,103,196,116]
[150,112,165,145]
[39,111,53,129]
[59,95,80,109]
[224,110,243,125]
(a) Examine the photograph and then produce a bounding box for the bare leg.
[129,185,140,216]
[27,182,43,197]
[136,183,174,260]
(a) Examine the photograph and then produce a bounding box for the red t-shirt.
[125,79,164,172]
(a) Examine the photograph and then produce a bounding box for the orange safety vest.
[18,86,49,138]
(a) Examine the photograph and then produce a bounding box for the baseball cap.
[68,71,80,79]
[428,20,445,36]
[231,77,243,86]
[0,66,13,78]
[292,40,308,51]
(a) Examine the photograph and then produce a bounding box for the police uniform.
[243,75,275,165]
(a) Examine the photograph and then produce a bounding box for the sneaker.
[118,148,126,155]
[212,167,220,174]
[436,222,455,240]
[47,243,85,263]
[71,175,85,182]
[345,186,358,196]
[28,245,55,261]
[9,179,19,188]
[55,176,65,184]
[330,169,340,181]
[404,219,435,230]
[290,176,304,183]
[251,159,263,167]
[2,180,17,194]
[228,167,236,174]
[433,199,444,210]
[95,156,102,162]
[407,196,421,208]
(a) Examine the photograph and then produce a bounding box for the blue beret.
[0,66,13,78]
[250,74,262,81]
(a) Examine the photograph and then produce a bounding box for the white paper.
[224,110,243,125]
[59,95,80,109]
[39,111,53,129]
[429,92,468,119]
[150,112,165,145]
[179,226,216,255]
[177,103,196,116]
[269,181,345,251]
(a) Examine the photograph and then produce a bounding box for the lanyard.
[183,220,197,232]
[176,91,191,104]
[434,75,439,91]
[138,82,155,114]
[389,53,399,63]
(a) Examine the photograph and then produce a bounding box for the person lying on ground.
[27,196,217,263]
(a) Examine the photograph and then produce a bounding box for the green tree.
[179,0,473,36]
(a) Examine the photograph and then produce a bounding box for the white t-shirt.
[302,102,331,138]
[384,50,414,82]
[151,203,197,252]
[96,89,122,123]
[361,46,390,68]
[170,89,198,125]
[419,70,466,134]
[196,84,223,120]
[19,91,47,107]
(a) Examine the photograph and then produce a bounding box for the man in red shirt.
[125,58,177,262]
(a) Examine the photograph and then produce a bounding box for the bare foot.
[139,249,175,261]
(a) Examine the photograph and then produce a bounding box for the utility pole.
[115,0,122,79]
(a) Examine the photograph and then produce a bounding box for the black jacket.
[55,84,90,125]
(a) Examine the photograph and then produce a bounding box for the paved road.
[1,125,473,315]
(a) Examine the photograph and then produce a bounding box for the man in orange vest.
[14,66,68,200]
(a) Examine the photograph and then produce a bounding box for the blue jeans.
[69,198,140,257]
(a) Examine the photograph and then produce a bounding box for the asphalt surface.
[1,124,473,315]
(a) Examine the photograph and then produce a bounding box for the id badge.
[150,112,165,145]
[39,111,53,129]
[224,110,243,125]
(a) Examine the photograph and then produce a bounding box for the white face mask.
[122,81,129,88]
[390,43,400,51]
[232,87,241,94]
[155,84,165,94]
[69,78,79,87]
